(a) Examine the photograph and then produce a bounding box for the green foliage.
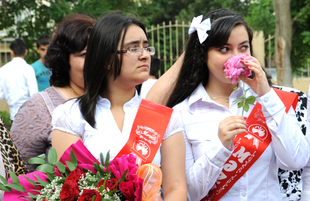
[0,111,11,130]
[233,79,256,116]
[0,171,25,192]
[246,0,310,73]
[246,0,275,68]
[0,0,140,64]
[290,0,310,72]
[1,0,309,74]
[47,147,58,166]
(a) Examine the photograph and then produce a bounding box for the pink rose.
[108,154,138,180]
[224,54,254,84]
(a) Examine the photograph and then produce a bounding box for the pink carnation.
[224,54,253,84]
[108,154,138,180]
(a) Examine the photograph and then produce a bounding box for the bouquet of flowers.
[224,54,256,115]
[0,140,149,201]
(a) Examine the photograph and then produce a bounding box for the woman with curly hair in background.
[10,13,95,172]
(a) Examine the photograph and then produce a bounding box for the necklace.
[211,97,229,103]
[69,85,79,96]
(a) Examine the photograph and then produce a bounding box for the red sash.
[203,88,298,201]
[115,99,173,166]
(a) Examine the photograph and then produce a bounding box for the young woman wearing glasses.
[51,11,187,200]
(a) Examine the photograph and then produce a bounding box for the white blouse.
[301,85,310,201]
[52,93,182,167]
[173,82,310,201]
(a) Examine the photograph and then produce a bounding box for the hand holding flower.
[224,54,253,84]
[241,56,271,97]
[224,54,256,116]
[218,116,247,150]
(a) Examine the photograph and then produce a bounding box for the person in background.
[0,38,38,122]
[148,8,309,200]
[31,35,51,92]
[301,84,310,201]
[271,84,307,200]
[139,56,160,98]
[51,11,187,200]
[10,14,95,172]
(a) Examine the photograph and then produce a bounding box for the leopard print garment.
[273,86,307,201]
[0,116,28,178]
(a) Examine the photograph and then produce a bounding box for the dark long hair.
[44,13,95,87]
[166,8,253,108]
[79,11,146,127]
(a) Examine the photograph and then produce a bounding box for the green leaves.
[105,151,111,167]
[0,149,60,193]
[0,175,8,185]
[0,171,25,192]
[66,161,77,172]
[94,163,106,179]
[236,95,256,113]
[56,161,66,174]
[48,147,58,166]
[0,183,12,192]
[246,96,256,104]
[23,176,38,188]
[36,164,55,174]
[243,103,250,112]
[28,154,46,165]
[0,174,12,191]
[6,182,25,192]
[234,76,256,116]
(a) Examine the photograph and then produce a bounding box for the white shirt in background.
[301,85,310,201]
[0,57,38,120]
[140,79,157,99]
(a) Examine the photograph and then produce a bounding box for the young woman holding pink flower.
[147,8,309,201]
[51,11,187,201]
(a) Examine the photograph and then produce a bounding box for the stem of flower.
[242,75,245,116]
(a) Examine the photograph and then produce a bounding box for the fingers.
[240,55,271,97]
[218,116,247,150]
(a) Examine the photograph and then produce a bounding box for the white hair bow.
[188,15,211,44]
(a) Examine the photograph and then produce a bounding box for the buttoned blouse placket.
[205,86,252,200]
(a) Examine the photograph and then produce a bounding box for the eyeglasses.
[117,46,155,56]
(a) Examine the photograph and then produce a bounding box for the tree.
[2,0,309,80]
[247,0,310,86]
[0,0,54,64]
[0,0,138,64]
[273,0,293,86]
